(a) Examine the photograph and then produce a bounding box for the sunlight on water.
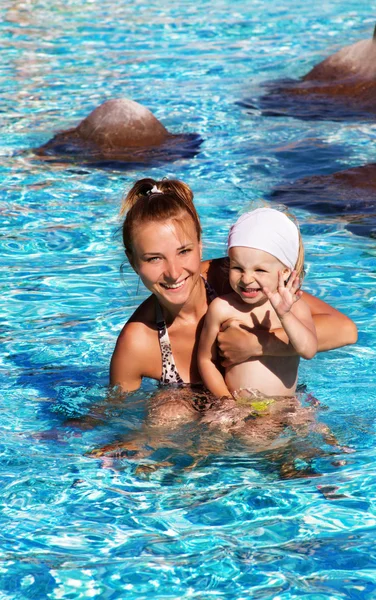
[0,0,375,598]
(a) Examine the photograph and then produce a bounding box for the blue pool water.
[1,1,376,598]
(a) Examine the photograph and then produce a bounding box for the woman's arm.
[110,321,149,392]
[198,300,232,398]
[63,329,143,431]
[217,298,357,367]
[302,291,358,351]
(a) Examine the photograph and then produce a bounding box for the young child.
[198,207,317,416]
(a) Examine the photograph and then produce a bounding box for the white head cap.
[227,208,300,270]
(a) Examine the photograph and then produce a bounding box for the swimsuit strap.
[156,276,217,386]
[156,300,185,385]
[201,275,217,302]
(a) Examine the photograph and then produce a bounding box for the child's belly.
[225,356,299,397]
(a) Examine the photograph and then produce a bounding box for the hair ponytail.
[120,178,158,215]
[120,178,201,254]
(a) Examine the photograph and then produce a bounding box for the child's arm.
[198,299,233,398]
[259,271,318,359]
[280,298,317,359]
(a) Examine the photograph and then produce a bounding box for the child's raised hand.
[256,270,303,318]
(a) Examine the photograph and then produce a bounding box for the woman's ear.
[199,240,203,260]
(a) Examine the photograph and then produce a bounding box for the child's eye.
[231,266,242,271]
[256,269,266,273]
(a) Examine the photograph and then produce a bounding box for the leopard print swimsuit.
[156,277,217,386]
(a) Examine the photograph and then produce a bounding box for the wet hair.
[120,178,202,255]
[284,210,305,283]
[295,232,305,282]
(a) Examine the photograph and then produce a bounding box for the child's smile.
[238,286,262,299]
[228,246,290,305]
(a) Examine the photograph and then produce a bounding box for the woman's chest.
[140,320,202,384]
[167,320,203,383]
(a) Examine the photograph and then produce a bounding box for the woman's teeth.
[162,280,185,289]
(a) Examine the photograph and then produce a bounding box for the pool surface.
[1,1,376,598]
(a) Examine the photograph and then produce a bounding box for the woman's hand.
[217,318,263,366]
[257,271,303,320]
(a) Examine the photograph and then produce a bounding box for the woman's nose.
[164,260,181,281]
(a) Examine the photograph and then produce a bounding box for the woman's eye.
[146,257,160,263]
[179,248,192,255]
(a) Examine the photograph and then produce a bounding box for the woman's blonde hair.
[120,178,202,255]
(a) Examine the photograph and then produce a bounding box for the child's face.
[228,246,291,305]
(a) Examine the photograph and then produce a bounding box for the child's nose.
[242,272,255,285]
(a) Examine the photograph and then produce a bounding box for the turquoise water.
[1,1,376,598]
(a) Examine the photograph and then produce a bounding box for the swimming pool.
[1,0,375,597]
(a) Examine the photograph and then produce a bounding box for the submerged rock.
[35,98,202,168]
[271,163,376,238]
[241,25,376,121]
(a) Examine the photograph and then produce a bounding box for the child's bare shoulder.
[208,293,244,322]
[208,294,239,319]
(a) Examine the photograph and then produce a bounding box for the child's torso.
[226,356,299,397]
[219,294,300,396]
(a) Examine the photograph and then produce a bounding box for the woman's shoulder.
[110,296,162,389]
[116,296,157,347]
[127,294,156,325]
[201,256,227,277]
[201,257,232,295]
[111,296,160,372]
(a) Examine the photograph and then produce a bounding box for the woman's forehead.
[133,218,198,250]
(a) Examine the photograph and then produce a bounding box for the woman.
[110,177,357,425]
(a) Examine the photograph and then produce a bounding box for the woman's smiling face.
[229,246,290,305]
[130,217,202,306]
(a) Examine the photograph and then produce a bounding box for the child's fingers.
[291,275,301,294]
[285,270,297,290]
[278,270,286,289]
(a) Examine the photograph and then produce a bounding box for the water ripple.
[1,1,376,598]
